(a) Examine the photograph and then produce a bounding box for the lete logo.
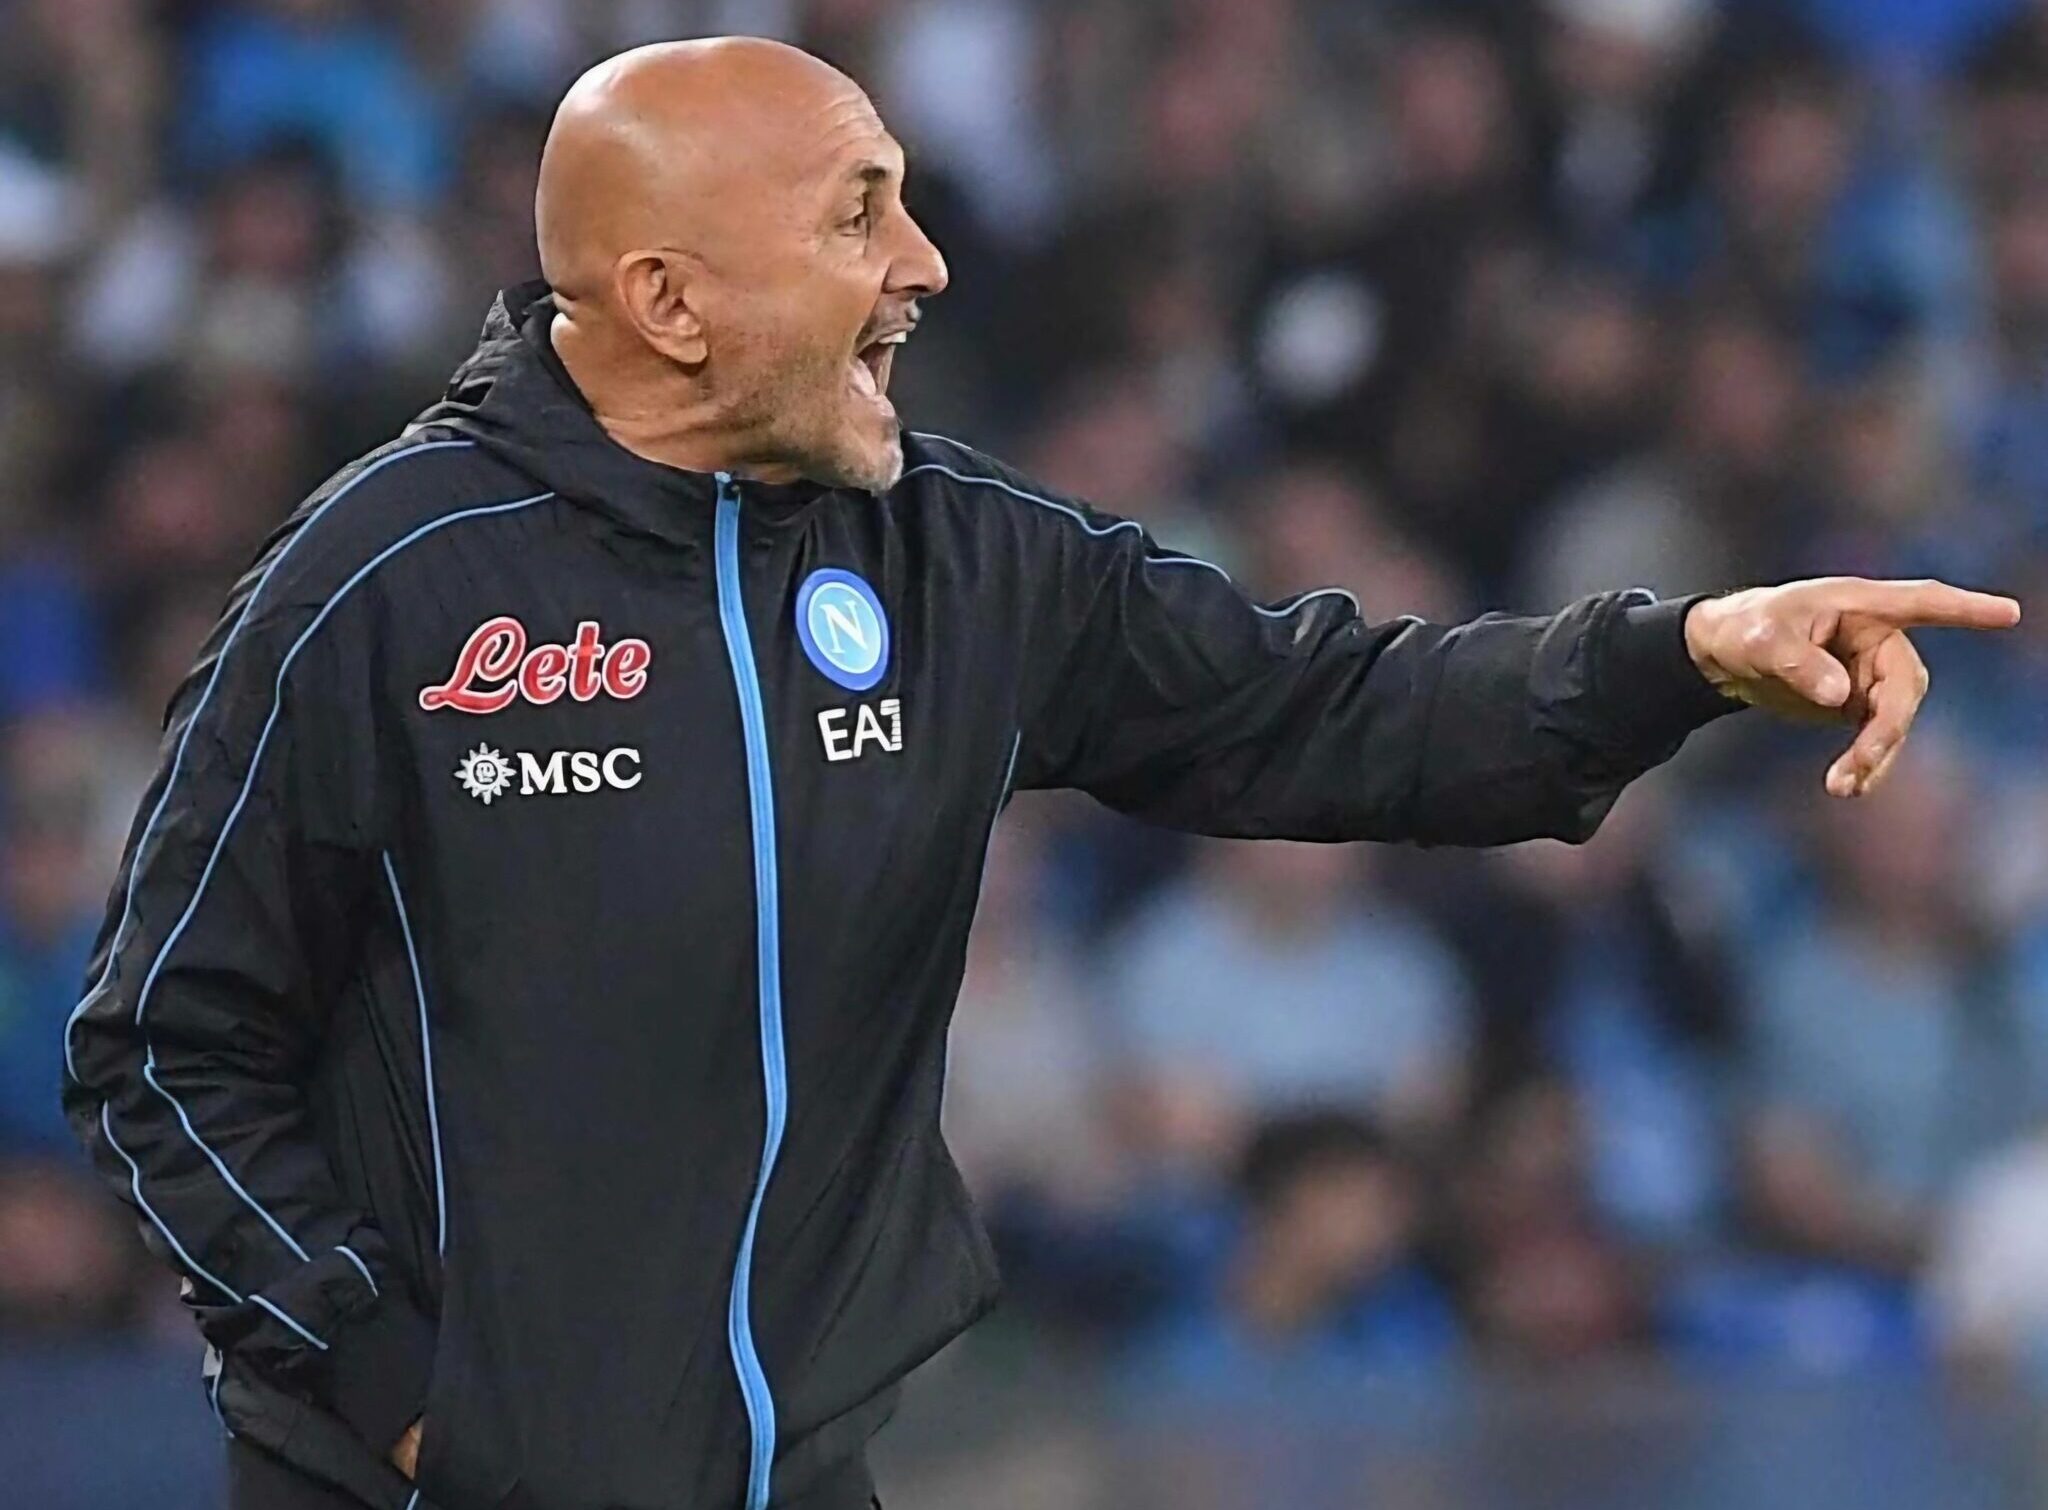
[420,617,652,714]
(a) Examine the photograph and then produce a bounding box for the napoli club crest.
[796,568,890,692]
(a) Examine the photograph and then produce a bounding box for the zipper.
[712,473,789,1510]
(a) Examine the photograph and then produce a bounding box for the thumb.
[1764,636,1853,710]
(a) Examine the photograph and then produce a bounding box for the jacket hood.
[417,281,829,542]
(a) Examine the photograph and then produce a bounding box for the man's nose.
[889,211,949,299]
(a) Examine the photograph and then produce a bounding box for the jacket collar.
[423,281,830,546]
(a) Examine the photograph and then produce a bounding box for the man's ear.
[614,250,708,366]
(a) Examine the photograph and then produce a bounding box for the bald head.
[533,37,947,492]
[537,38,871,301]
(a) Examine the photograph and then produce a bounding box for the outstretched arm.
[1007,477,2018,840]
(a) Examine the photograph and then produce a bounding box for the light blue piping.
[101,1103,242,1303]
[64,439,477,1082]
[996,731,1021,807]
[990,732,1021,836]
[384,852,448,1258]
[902,433,1361,620]
[972,731,1023,898]
[140,1044,311,1262]
[251,1295,329,1350]
[713,474,790,1510]
[335,1244,378,1296]
[209,1359,232,1437]
[79,474,550,1305]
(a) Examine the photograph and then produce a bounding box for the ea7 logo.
[455,744,642,804]
[817,699,903,763]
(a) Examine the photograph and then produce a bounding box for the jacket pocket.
[215,1351,418,1509]
[412,1261,520,1510]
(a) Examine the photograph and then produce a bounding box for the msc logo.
[454,744,642,804]
[796,569,889,692]
[817,699,903,763]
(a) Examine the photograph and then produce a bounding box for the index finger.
[1822,578,2022,631]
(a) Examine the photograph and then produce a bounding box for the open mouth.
[850,327,910,405]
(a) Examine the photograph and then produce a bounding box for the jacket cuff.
[322,1289,436,1456]
[1601,591,1747,751]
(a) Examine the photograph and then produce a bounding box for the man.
[1117,1110,1459,1395]
[61,36,2018,1510]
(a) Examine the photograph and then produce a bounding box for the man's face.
[701,91,947,493]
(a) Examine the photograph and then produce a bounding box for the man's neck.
[594,407,804,485]
[549,313,802,483]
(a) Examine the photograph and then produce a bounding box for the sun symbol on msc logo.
[455,744,514,805]
[795,567,890,692]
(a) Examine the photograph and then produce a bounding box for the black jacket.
[63,283,1738,1510]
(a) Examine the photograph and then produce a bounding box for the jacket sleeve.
[61,524,433,1455]
[1009,487,1743,845]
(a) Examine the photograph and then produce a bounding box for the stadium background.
[6,0,2048,1505]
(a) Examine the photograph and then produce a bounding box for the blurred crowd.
[9,0,2048,1445]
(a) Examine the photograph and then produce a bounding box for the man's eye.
[842,203,872,234]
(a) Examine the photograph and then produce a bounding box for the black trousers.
[226,1438,882,1510]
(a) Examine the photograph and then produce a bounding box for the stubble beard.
[728,342,904,495]
[833,424,904,495]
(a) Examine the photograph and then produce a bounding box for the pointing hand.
[1682,578,2021,798]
